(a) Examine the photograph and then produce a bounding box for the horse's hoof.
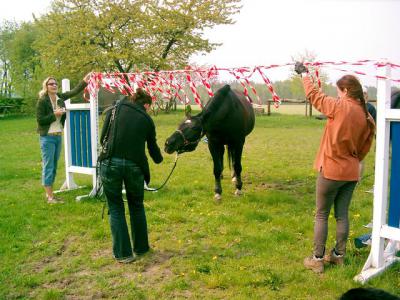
[232,176,237,183]
[214,193,222,202]
[234,189,242,196]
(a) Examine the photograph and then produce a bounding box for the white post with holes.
[355,62,400,283]
[56,79,99,201]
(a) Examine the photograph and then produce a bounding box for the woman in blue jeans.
[36,75,88,203]
[100,89,163,263]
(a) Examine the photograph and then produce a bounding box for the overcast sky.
[1,0,399,86]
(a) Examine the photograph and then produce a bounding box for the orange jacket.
[303,76,375,181]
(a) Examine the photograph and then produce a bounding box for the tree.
[0,21,17,97]
[33,0,241,81]
[9,22,42,101]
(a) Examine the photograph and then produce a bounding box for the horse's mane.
[201,85,231,121]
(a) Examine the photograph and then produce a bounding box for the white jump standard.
[56,78,100,201]
[355,63,400,283]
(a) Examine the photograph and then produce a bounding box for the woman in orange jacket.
[295,62,375,273]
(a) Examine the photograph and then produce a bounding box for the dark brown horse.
[164,85,255,200]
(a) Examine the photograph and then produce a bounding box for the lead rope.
[101,152,180,219]
[144,152,180,192]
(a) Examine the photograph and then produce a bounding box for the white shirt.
[47,96,63,134]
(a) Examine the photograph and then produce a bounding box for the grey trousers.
[313,172,357,257]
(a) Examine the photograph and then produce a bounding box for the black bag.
[98,102,120,162]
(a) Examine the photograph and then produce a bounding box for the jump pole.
[354,62,400,283]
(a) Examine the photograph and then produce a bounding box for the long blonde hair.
[38,77,57,98]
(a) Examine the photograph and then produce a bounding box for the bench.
[0,105,15,117]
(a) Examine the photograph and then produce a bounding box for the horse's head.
[165,116,203,154]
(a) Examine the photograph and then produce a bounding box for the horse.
[164,84,255,201]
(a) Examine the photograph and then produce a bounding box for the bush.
[0,96,27,114]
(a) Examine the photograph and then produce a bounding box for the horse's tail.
[227,144,234,171]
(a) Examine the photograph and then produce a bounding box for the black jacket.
[36,81,87,136]
[392,90,400,109]
[367,102,377,124]
[100,99,163,183]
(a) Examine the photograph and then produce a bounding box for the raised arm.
[58,73,90,100]
[294,61,338,118]
[302,75,338,118]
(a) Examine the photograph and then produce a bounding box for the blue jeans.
[40,135,62,186]
[100,157,149,259]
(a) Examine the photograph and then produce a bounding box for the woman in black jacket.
[100,88,163,263]
[36,74,89,203]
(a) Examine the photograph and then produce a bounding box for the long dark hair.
[337,75,375,134]
[336,75,368,118]
[131,88,152,106]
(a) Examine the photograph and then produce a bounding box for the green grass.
[177,103,320,116]
[1,112,399,299]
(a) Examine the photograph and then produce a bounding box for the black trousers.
[101,157,149,259]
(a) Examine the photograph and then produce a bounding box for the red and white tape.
[84,60,400,107]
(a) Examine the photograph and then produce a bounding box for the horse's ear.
[212,84,230,99]
[220,85,231,95]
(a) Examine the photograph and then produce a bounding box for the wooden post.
[267,100,271,116]
[305,100,308,117]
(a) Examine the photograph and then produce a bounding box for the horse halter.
[175,129,202,146]
[173,129,204,154]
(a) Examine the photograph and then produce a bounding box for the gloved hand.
[294,62,308,75]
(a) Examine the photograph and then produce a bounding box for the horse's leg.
[208,141,224,201]
[233,142,244,196]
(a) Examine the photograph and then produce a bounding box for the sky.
[1,0,399,86]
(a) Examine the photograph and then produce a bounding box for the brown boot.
[324,249,344,266]
[304,256,324,273]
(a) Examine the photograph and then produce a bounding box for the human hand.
[83,72,92,82]
[294,62,308,75]
[54,108,65,116]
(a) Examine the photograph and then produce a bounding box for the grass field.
[176,103,320,116]
[0,112,399,299]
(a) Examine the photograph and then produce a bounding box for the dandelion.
[212,256,217,260]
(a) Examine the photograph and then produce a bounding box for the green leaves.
[1,0,240,107]
[36,0,241,73]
